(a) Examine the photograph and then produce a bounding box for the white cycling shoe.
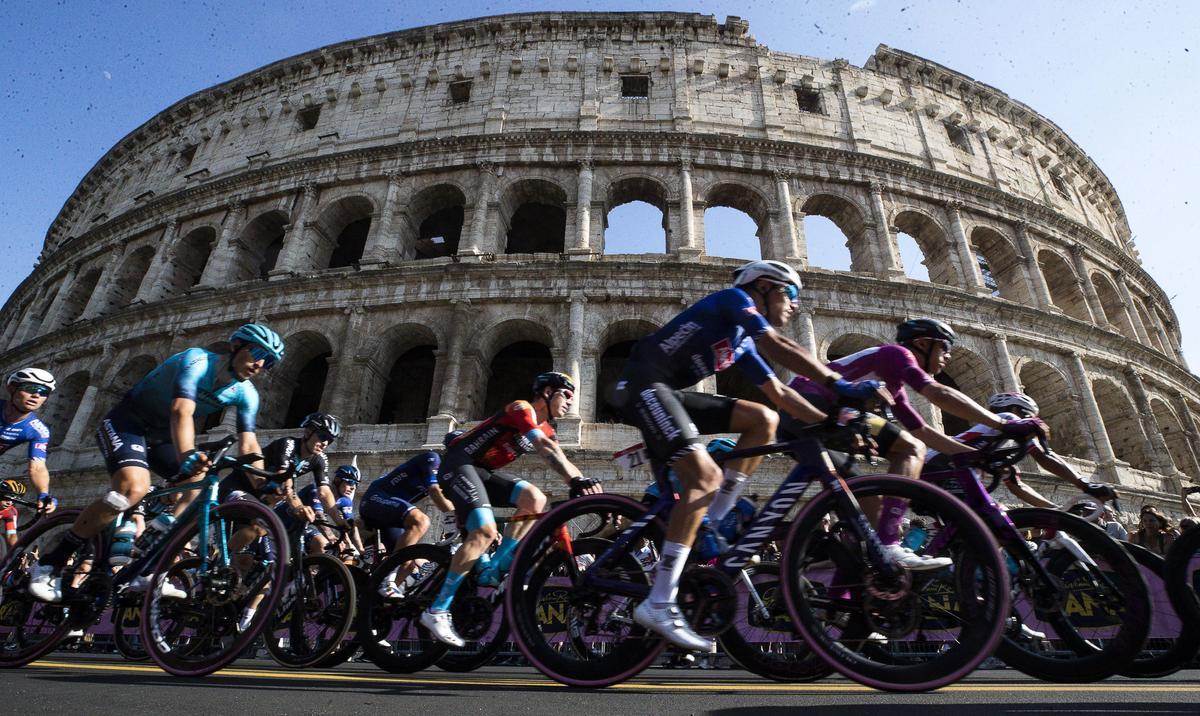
[420,609,466,647]
[632,600,714,652]
[880,543,953,571]
[377,581,405,600]
[28,563,64,603]
[127,574,188,600]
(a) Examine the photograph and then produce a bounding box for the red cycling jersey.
[448,400,556,470]
[0,505,17,536]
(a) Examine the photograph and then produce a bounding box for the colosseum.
[2,11,1197,525]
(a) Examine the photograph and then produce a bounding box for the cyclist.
[641,438,736,561]
[923,391,1118,509]
[420,371,601,647]
[28,323,283,602]
[784,318,1038,567]
[1,479,27,547]
[287,461,365,557]
[360,450,455,598]
[609,259,881,652]
[1,368,58,515]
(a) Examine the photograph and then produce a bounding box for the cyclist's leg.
[477,473,546,582]
[705,396,777,522]
[423,464,496,644]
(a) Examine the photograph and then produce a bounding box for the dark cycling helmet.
[706,438,737,455]
[301,412,342,440]
[532,371,576,394]
[334,457,361,485]
[443,430,465,447]
[732,260,802,290]
[1,479,26,497]
[896,318,957,346]
[987,392,1039,417]
[6,367,56,392]
[229,323,285,363]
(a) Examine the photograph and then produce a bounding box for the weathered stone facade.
[1,12,1196,526]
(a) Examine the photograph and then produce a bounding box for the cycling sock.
[430,570,466,612]
[648,541,690,605]
[493,535,520,572]
[706,469,748,523]
[42,529,88,569]
[877,496,908,545]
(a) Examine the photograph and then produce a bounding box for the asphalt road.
[2,654,1198,715]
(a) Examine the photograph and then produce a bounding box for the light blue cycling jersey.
[122,347,259,436]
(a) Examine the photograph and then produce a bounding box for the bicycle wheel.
[265,553,356,668]
[0,509,105,668]
[112,596,150,662]
[1164,525,1200,623]
[718,560,831,682]
[359,543,451,673]
[437,578,509,672]
[996,507,1150,682]
[140,499,290,677]
[313,564,368,668]
[1119,541,1199,677]
[504,494,667,688]
[780,475,1009,692]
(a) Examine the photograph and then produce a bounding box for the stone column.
[80,247,126,319]
[63,384,100,446]
[568,159,595,255]
[1013,222,1055,310]
[1068,244,1106,326]
[134,218,181,304]
[772,170,801,262]
[361,171,404,264]
[434,300,473,418]
[198,198,247,288]
[322,306,367,420]
[1123,367,1179,475]
[461,163,498,256]
[1171,392,1200,477]
[991,333,1020,391]
[41,264,80,334]
[1114,270,1153,346]
[945,200,986,290]
[674,159,701,256]
[565,292,586,418]
[273,183,319,274]
[795,307,818,356]
[868,182,902,276]
[1067,351,1118,475]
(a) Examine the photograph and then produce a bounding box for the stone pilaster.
[1013,221,1055,310]
[461,163,498,256]
[568,159,595,255]
[361,171,404,264]
[945,200,986,291]
[273,183,319,274]
[198,198,247,288]
[1067,351,1118,477]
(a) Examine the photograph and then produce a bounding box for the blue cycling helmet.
[334,459,361,485]
[229,323,285,365]
[443,430,465,447]
[707,438,737,455]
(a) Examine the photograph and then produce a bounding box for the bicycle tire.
[359,543,451,673]
[265,553,356,668]
[717,560,832,682]
[780,475,1009,692]
[1162,526,1200,664]
[504,493,668,688]
[140,499,291,677]
[996,507,1150,682]
[0,509,105,668]
[1118,541,1199,677]
[112,597,150,662]
[436,579,509,672]
[313,564,368,669]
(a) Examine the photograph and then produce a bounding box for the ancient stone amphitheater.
[2,11,1196,521]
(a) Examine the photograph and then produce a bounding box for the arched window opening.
[1091,379,1151,471]
[1152,398,1199,476]
[56,269,103,326]
[938,348,995,437]
[1133,299,1167,353]
[506,204,566,254]
[970,228,1029,303]
[165,227,217,296]
[935,372,971,436]
[826,333,882,363]
[1038,250,1090,322]
[44,371,90,447]
[893,212,954,286]
[103,246,156,313]
[801,195,869,272]
[328,217,370,269]
[704,207,760,260]
[313,196,373,270]
[1091,272,1135,339]
[378,345,437,424]
[596,340,636,423]
[240,211,288,281]
[604,177,669,254]
[803,215,853,271]
[1018,362,1091,460]
[975,253,1000,296]
[283,352,332,429]
[416,206,464,259]
[482,341,552,417]
[895,232,930,282]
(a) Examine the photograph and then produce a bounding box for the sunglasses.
[246,345,277,369]
[312,429,337,443]
[15,383,51,396]
[554,389,575,401]
[929,338,953,355]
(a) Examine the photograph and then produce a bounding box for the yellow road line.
[27,661,1200,694]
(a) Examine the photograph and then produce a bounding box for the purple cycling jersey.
[788,343,935,430]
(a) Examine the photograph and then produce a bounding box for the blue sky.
[3,1,1197,370]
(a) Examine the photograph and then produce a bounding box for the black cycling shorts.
[437,454,527,525]
[95,405,182,480]
[610,375,738,466]
[361,492,420,545]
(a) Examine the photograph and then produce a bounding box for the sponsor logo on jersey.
[711,338,735,371]
[657,321,703,356]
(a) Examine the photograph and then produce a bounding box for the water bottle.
[133,513,175,556]
[109,521,137,566]
[901,525,928,552]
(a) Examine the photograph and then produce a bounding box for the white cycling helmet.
[732,260,802,290]
[987,391,1039,416]
[6,367,56,393]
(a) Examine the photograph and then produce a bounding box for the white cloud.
[849,0,877,12]
[103,70,112,80]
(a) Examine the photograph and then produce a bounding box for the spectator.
[1130,505,1178,556]
[1179,517,1197,534]
[1098,506,1129,541]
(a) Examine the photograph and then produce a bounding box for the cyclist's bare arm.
[28,459,54,512]
[912,426,972,455]
[1031,450,1090,492]
[1004,475,1058,509]
[533,432,594,489]
[428,483,455,513]
[758,377,826,423]
[756,331,842,384]
[170,397,202,466]
[918,383,1003,429]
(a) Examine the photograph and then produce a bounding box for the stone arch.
[54,266,103,327]
[893,210,956,286]
[1018,360,1091,460]
[92,245,156,316]
[259,330,334,430]
[937,345,996,435]
[43,370,90,447]
[1091,377,1151,471]
[239,210,290,281]
[1089,271,1136,339]
[163,226,217,297]
[970,227,1030,303]
[595,318,660,423]
[313,194,375,269]
[1132,296,1167,353]
[1150,397,1199,476]
[704,181,773,259]
[499,178,568,254]
[367,323,441,425]
[801,193,871,272]
[481,341,554,418]
[824,332,886,362]
[1037,249,1091,322]
[603,174,671,254]
[408,183,468,260]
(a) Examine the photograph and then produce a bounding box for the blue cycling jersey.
[0,401,50,461]
[365,452,441,504]
[295,483,354,521]
[632,288,775,389]
[122,348,259,436]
